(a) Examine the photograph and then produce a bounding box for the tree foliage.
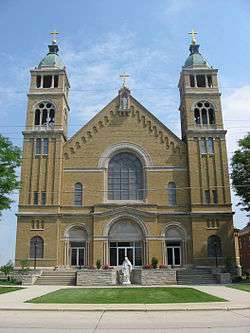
[0,260,14,280]
[231,133,250,212]
[0,134,21,216]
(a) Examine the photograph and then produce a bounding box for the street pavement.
[0,309,250,332]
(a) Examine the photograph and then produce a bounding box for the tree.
[0,260,14,281]
[231,133,250,212]
[0,134,21,216]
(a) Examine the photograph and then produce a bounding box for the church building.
[15,32,237,272]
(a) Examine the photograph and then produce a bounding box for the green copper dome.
[38,42,64,70]
[184,44,210,68]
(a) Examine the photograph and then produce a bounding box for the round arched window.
[34,101,56,128]
[193,101,215,126]
[108,152,144,200]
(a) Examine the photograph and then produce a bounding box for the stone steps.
[177,269,218,285]
[35,271,76,285]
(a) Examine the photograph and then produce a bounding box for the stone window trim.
[98,142,153,169]
[192,100,216,127]
[33,100,57,130]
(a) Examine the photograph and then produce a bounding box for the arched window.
[74,183,83,206]
[168,182,176,206]
[34,101,56,127]
[30,236,44,258]
[207,235,222,257]
[193,101,215,126]
[108,152,144,200]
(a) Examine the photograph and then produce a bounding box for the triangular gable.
[63,93,185,160]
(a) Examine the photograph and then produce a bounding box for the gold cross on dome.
[188,29,198,45]
[50,31,59,44]
[120,72,130,87]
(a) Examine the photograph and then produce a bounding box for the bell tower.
[20,32,70,207]
[178,31,232,212]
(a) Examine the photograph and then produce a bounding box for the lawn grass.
[28,287,226,304]
[0,286,23,295]
[227,283,250,293]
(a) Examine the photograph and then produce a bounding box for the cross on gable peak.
[120,72,130,88]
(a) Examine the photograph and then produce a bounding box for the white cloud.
[165,0,194,16]
[222,86,250,227]
[222,85,250,155]
[62,31,177,132]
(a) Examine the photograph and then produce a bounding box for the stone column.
[162,240,166,265]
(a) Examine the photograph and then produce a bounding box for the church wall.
[192,216,235,266]
[15,217,58,268]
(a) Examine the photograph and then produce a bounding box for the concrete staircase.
[177,268,218,285]
[34,271,76,286]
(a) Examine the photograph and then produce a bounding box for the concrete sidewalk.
[0,284,249,312]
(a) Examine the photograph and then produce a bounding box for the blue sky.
[0,0,249,265]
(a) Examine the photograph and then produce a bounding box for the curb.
[0,305,250,312]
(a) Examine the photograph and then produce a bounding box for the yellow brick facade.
[15,40,237,271]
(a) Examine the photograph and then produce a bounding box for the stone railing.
[77,269,117,286]
[131,268,177,285]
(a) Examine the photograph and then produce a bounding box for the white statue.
[121,256,133,285]
[121,96,128,109]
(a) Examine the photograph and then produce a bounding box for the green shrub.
[96,259,101,269]
[19,259,30,273]
[151,257,158,269]
[0,260,14,280]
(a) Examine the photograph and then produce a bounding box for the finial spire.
[50,31,59,45]
[120,72,130,88]
[188,29,198,45]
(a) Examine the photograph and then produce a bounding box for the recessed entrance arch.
[108,219,145,267]
[164,225,186,267]
[64,225,89,268]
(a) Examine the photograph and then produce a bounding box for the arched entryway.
[65,225,89,267]
[108,219,145,267]
[165,225,186,267]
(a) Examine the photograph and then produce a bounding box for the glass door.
[166,246,181,266]
[109,242,142,267]
[70,247,85,267]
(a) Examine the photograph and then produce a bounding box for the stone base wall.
[215,273,232,284]
[132,269,177,285]
[77,269,117,286]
